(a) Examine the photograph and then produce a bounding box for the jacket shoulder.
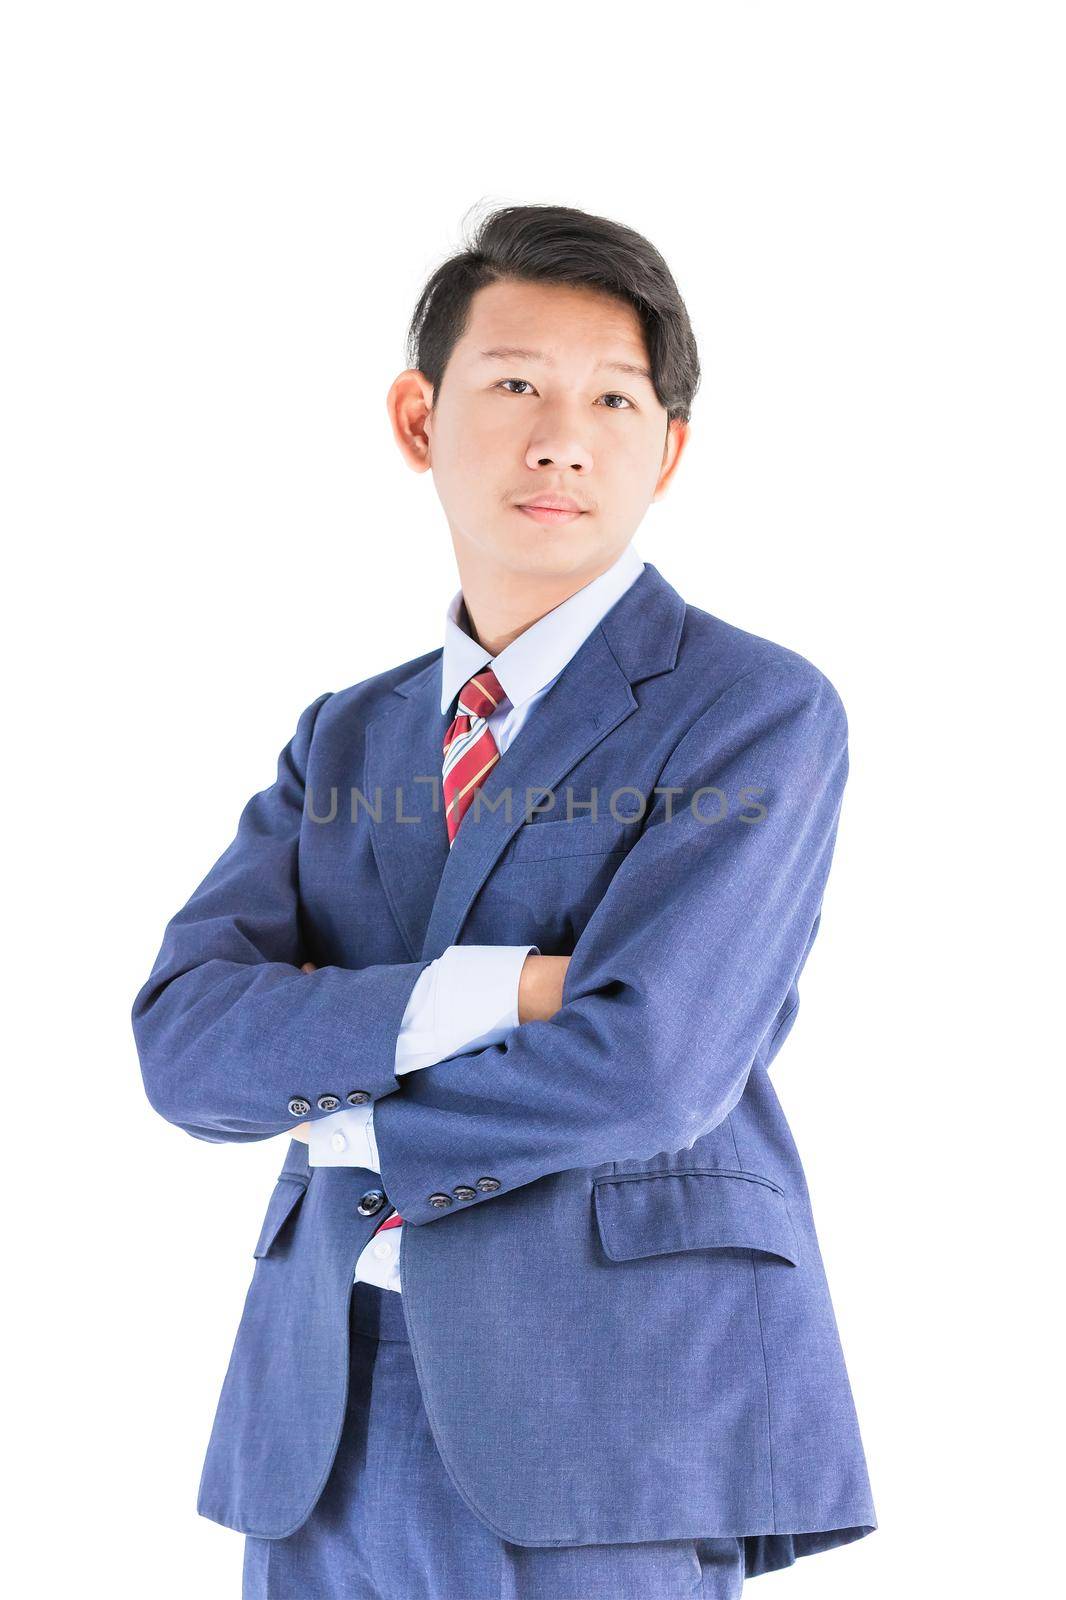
[676,601,848,728]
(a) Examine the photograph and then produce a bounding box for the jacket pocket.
[253,1175,310,1258]
[502,811,640,864]
[592,1169,799,1266]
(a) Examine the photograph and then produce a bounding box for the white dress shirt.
[307,539,646,1291]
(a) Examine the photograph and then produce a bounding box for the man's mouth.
[515,496,588,525]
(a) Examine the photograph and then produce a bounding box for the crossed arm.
[289,951,571,1152]
[133,660,848,1223]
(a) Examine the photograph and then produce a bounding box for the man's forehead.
[456,321,651,385]
[458,281,647,356]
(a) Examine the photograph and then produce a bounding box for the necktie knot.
[456,667,506,722]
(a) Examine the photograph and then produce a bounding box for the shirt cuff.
[394,943,539,1076]
[306,1103,377,1167]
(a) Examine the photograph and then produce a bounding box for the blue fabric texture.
[132,561,878,1576]
[241,1281,745,1599]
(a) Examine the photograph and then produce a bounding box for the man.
[133,203,877,1599]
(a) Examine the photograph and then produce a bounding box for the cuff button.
[287,1097,311,1117]
[346,1090,371,1105]
[316,1094,341,1111]
[428,1193,453,1208]
[475,1177,501,1193]
[453,1186,477,1201]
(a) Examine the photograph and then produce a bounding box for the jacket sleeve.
[370,659,850,1222]
[131,691,434,1143]
[307,942,540,1165]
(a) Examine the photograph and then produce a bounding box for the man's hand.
[289,961,317,1142]
[518,953,570,1024]
[286,953,570,1142]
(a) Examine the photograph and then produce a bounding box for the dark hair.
[405,202,701,425]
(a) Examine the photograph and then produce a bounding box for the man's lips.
[515,500,588,525]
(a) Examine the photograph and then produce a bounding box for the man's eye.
[496,379,634,410]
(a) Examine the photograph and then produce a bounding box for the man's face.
[418,278,687,581]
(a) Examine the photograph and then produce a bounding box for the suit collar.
[439,540,647,717]
[364,560,685,961]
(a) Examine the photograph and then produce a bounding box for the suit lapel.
[362,561,686,963]
[363,664,453,960]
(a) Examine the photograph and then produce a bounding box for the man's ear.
[652,417,690,501]
[387,369,436,473]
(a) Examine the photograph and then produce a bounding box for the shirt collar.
[440,541,646,716]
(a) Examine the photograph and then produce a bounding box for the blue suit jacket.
[132,561,877,1577]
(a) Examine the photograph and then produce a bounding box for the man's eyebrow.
[475,346,654,382]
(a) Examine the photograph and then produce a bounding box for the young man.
[133,203,877,1599]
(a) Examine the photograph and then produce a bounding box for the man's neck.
[457,558,615,657]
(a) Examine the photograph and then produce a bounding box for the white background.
[4,4,1062,1596]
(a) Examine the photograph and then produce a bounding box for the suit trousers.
[241,1280,745,1600]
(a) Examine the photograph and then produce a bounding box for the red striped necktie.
[370,664,508,1243]
[442,665,508,844]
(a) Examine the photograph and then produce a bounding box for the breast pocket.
[481,811,640,947]
[500,810,640,865]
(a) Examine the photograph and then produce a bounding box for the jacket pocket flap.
[504,811,640,863]
[253,1176,309,1258]
[593,1170,799,1266]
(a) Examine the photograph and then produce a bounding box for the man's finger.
[300,961,317,973]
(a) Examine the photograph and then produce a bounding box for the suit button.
[428,1192,453,1208]
[316,1094,340,1111]
[346,1090,371,1105]
[475,1176,501,1192]
[358,1189,386,1216]
[453,1186,477,1201]
[287,1097,311,1117]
